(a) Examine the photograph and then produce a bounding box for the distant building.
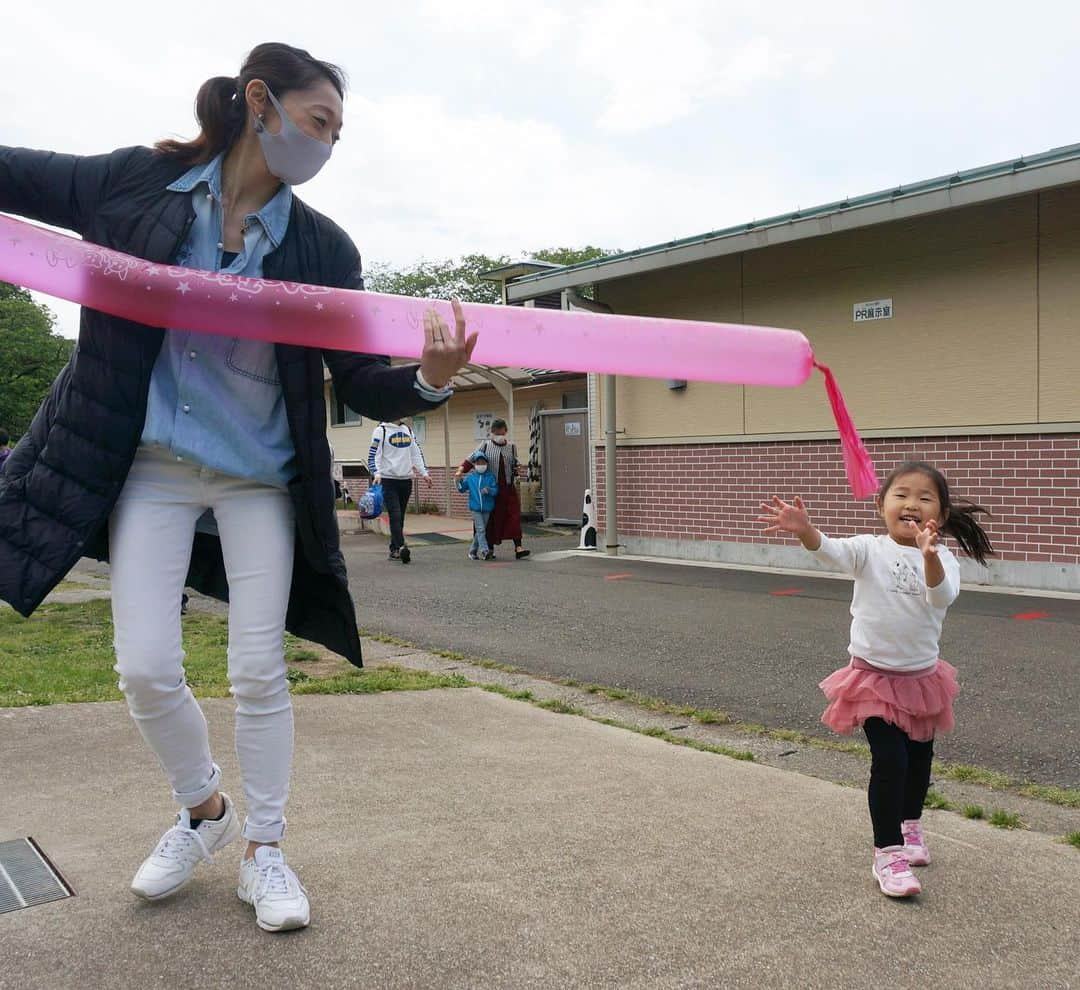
[496,144,1080,592]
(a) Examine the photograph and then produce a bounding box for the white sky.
[3,0,1078,338]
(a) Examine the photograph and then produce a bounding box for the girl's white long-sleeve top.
[811,534,960,671]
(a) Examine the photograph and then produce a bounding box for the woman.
[455,419,530,560]
[0,42,477,932]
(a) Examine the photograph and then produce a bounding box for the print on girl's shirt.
[890,557,923,597]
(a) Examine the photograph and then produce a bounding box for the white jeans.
[109,446,295,842]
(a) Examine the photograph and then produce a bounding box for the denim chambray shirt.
[141,153,297,488]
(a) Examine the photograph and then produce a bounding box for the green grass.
[923,789,952,811]
[291,665,470,696]
[694,709,730,725]
[535,698,583,716]
[481,684,535,702]
[963,804,985,820]
[1016,783,1080,809]
[466,657,521,674]
[0,600,234,706]
[935,761,1012,791]
[988,809,1022,830]
[285,639,321,662]
[0,602,468,707]
[1064,832,1080,849]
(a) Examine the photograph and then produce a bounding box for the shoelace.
[257,861,293,899]
[154,825,213,865]
[884,854,912,876]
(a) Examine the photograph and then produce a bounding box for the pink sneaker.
[901,819,931,866]
[872,846,922,898]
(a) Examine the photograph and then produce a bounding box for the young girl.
[759,462,993,898]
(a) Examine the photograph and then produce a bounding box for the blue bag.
[358,482,384,520]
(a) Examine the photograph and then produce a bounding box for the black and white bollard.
[578,490,598,550]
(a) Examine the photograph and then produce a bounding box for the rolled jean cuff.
[243,816,287,843]
[174,763,222,809]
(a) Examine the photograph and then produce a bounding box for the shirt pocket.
[226,338,281,386]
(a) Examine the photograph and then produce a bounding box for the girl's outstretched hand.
[758,495,812,538]
[911,518,941,556]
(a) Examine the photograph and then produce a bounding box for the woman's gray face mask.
[253,85,332,186]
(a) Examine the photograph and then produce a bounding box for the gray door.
[541,409,589,524]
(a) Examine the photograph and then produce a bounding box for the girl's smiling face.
[877,470,948,546]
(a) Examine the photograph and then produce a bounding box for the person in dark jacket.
[0,42,477,933]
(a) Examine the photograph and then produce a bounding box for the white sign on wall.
[854,298,893,322]
[474,411,494,439]
[564,422,582,437]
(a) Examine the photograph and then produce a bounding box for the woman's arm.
[322,245,473,421]
[0,145,136,234]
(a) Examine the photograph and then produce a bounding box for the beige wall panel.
[1038,187,1080,421]
[1039,184,1080,235]
[744,196,1035,285]
[600,255,745,439]
[601,255,742,318]
[745,236,1038,432]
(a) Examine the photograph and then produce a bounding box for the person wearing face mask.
[454,419,530,560]
[456,451,498,560]
[0,42,478,933]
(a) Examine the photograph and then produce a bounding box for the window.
[562,389,587,410]
[329,386,362,426]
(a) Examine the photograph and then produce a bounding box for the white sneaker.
[131,793,241,900]
[238,846,310,932]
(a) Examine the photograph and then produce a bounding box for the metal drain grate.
[0,838,74,914]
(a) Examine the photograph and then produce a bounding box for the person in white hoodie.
[368,420,432,563]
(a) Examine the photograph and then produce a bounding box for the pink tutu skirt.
[819,657,959,743]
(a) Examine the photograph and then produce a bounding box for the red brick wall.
[593,433,1080,565]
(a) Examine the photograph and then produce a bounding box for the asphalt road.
[343,531,1080,788]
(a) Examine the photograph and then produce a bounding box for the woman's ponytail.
[155,75,246,164]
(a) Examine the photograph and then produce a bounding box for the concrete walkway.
[1,690,1076,989]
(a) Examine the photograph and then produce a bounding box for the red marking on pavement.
[485,562,511,568]
[770,589,804,596]
[605,573,634,581]
[1012,610,1050,621]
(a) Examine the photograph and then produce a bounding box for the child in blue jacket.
[456,452,498,560]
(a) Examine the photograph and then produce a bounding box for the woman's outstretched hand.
[758,495,813,539]
[419,298,478,390]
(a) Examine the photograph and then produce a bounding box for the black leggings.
[863,717,934,849]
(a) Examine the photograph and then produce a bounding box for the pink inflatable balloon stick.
[0,213,878,496]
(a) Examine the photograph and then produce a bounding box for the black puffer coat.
[0,144,445,666]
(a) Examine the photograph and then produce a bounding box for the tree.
[0,283,74,440]
[363,246,619,304]
[364,253,508,305]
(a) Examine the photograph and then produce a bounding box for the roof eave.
[505,154,1080,302]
